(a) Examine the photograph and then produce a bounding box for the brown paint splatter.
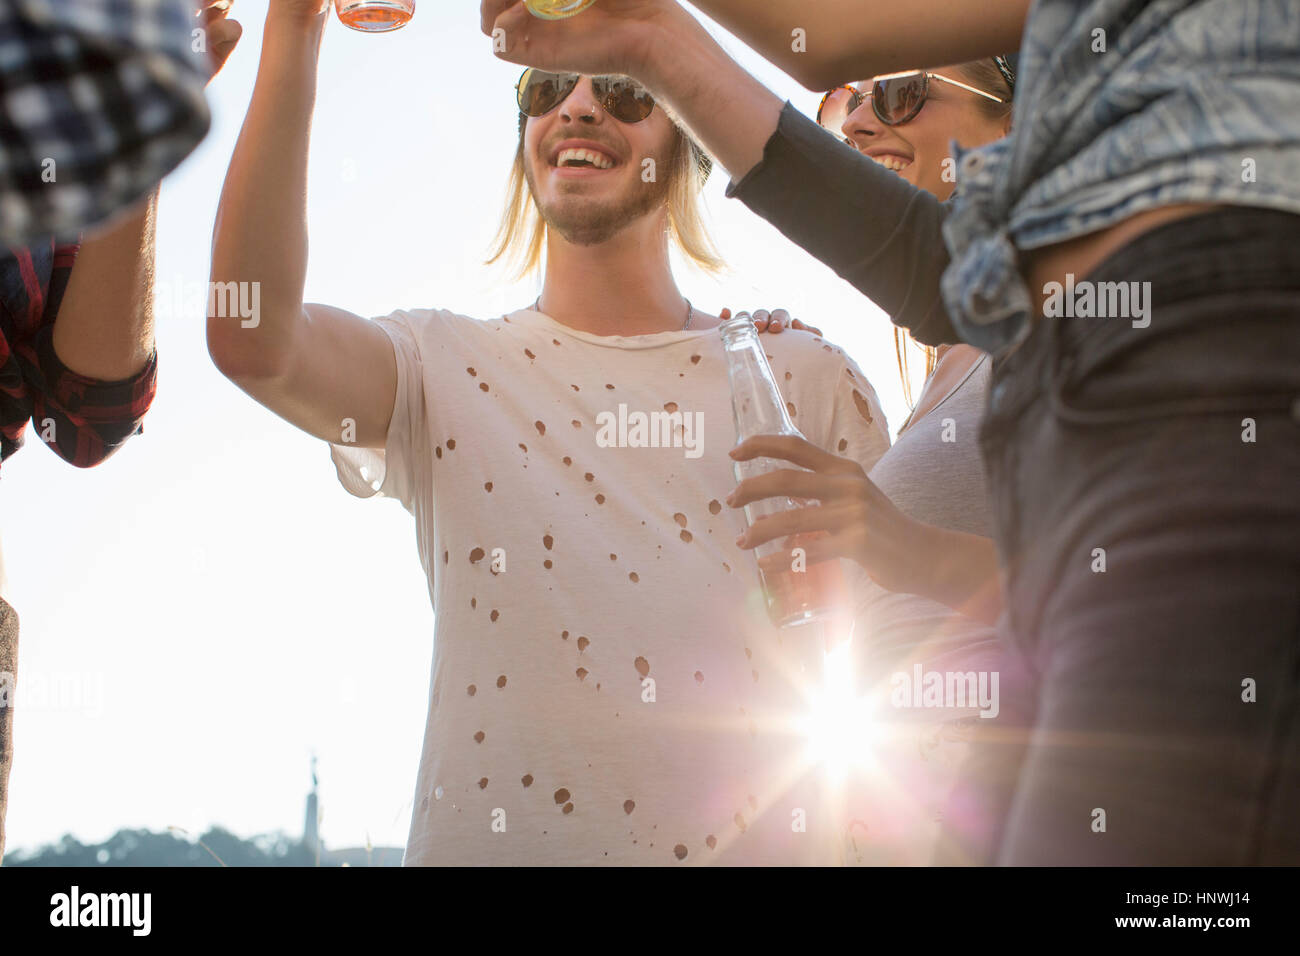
[469,548,485,564]
[851,388,874,424]
[535,421,546,435]
[706,835,717,850]
[626,569,636,581]
[623,799,635,814]
[570,384,580,391]
[490,609,499,622]
[680,530,693,543]
[690,355,701,365]
[470,597,476,609]
[562,802,574,814]
[576,667,588,681]
[479,382,489,392]
[786,401,797,418]
[524,348,535,360]
[609,553,617,561]
[543,534,554,550]
[838,438,848,452]
[664,401,678,412]
[694,671,704,684]
[443,550,449,564]
[554,788,570,804]
[576,636,590,652]
[435,446,442,459]
[673,513,688,527]
[543,559,552,570]
[596,494,606,505]
[674,844,688,860]
[552,338,561,346]
[634,656,650,677]
[467,684,476,696]
[561,630,569,640]
[521,774,533,787]
[446,439,455,450]
[722,562,731,573]
[479,777,489,790]
[785,371,792,381]
[484,481,493,492]
[571,419,582,428]
[584,472,594,482]
[474,730,485,743]
[497,675,507,688]
[562,456,572,466]
[708,499,721,515]
[734,813,747,832]
[845,367,856,380]
[518,443,528,453]
[467,367,477,377]
[605,383,615,390]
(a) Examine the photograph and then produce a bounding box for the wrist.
[634,4,712,95]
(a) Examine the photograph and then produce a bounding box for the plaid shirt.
[0,240,157,470]
[0,0,211,244]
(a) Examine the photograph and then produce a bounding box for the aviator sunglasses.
[817,56,1014,138]
[516,68,656,123]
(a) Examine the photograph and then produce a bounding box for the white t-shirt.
[331,306,889,865]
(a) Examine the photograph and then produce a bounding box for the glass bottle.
[720,314,848,628]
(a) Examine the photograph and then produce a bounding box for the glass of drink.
[334,0,414,32]
[525,0,598,19]
[720,314,850,629]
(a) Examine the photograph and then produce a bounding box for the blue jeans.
[977,208,1300,865]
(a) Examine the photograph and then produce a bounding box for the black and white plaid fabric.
[0,0,212,244]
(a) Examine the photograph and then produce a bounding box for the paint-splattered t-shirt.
[330,306,889,865]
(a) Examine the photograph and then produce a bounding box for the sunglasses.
[516,68,656,124]
[816,68,1009,138]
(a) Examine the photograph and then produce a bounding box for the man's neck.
[535,222,717,335]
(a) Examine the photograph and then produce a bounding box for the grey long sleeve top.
[725,101,959,346]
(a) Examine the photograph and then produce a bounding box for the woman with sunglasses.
[748,58,1019,867]
[485,0,1300,867]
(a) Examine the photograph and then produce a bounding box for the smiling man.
[208,1,889,865]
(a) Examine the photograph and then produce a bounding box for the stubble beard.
[525,150,674,247]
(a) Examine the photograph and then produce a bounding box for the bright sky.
[3,0,909,856]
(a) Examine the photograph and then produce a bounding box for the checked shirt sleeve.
[2,240,157,469]
[0,0,211,245]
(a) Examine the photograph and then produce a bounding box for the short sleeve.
[329,310,427,513]
[826,356,891,473]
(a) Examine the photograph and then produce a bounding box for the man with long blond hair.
[208,0,890,865]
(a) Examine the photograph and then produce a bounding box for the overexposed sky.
[3,0,907,855]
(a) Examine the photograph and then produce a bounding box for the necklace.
[532,296,693,330]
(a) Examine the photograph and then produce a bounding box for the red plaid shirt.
[0,240,157,471]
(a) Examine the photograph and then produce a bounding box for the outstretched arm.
[208,1,396,448]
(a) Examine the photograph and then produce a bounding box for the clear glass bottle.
[334,0,414,33]
[720,314,847,629]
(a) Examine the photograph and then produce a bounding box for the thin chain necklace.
[532,296,693,330]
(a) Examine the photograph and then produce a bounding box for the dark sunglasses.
[516,68,656,124]
[816,64,1010,137]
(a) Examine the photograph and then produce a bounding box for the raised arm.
[679,0,1029,91]
[208,1,396,448]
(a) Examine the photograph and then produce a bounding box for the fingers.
[729,433,864,476]
[789,318,824,336]
[481,0,520,36]
[728,468,862,510]
[735,504,841,551]
[752,309,771,333]
[208,18,242,71]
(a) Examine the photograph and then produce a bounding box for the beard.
[525,147,674,247]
